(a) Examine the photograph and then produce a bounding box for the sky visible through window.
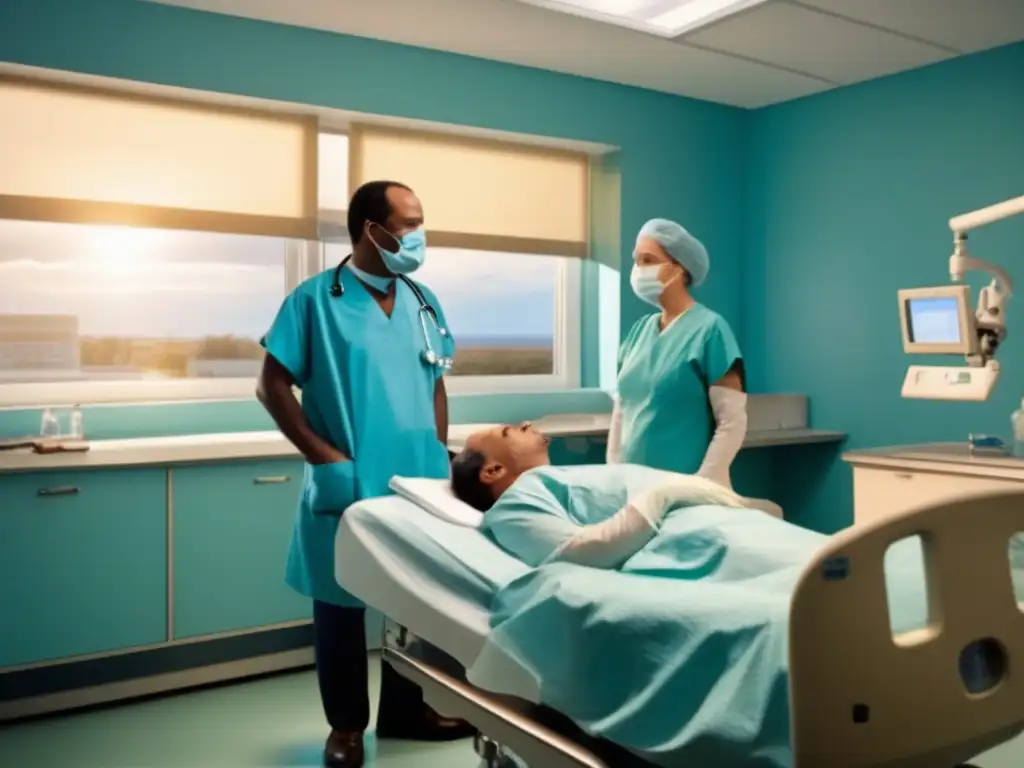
[0,219,558,382]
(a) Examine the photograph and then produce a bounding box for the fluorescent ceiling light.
[517,0,769,37]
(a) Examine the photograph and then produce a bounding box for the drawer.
[853,467,1024,526]
[172,459,310,639]
[0,468,167,668]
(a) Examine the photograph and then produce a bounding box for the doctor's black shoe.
[376,709,477,742]
[323,729,364,768]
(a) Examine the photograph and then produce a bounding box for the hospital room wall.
[0,0,747,443]
[743,41,1024,532]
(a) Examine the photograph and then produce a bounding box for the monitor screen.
[906,296,962,344]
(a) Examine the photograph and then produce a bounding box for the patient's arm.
[548,476,747,569]
[547,503,658,569]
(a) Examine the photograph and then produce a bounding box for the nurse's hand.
[310,445,350,465]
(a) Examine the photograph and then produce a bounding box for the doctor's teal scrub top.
[261,266,455,607]
[616,304,741,476]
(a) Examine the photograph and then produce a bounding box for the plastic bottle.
[1013,398,1024,458]
[40,407,61,439]
[69,404,84,440]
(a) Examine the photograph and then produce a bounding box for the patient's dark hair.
[451,449,496,512]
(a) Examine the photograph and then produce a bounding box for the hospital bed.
[335,482,1024,767]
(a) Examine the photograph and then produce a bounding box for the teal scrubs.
[262,265,454,607]
[616,304,741,475]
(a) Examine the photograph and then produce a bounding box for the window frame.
[324,235,582,396]
[0,237,312,408]
[0,233,582,407]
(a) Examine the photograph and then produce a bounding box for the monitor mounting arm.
[948,195,1022,365]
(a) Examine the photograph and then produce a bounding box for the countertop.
[0,413,846,474]
[844,443,1024,474]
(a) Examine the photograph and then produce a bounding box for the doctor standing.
[606,219,748,489]
[257,181,472,768]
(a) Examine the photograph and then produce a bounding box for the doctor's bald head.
[348,181,424,262]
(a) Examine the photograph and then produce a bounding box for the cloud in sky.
[0,221,559,339]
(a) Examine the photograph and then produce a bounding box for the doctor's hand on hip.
[256,355,349,466]
[610,218,748,486]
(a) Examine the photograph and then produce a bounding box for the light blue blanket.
[473,501,1024,768]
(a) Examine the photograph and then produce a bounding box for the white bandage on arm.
[547,503,658,569]
[697,386,748,490]
[548,476,746,569]
[606,395,623,464]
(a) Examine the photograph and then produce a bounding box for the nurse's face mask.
[367,223,427,276]
[630,260,684,307]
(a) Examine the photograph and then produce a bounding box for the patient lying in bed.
[450,422,767,569]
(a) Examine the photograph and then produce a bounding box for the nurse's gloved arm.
[257,355,346,465]
[696,380,748,490]
[606,396,623,464]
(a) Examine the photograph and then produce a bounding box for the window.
[324,243,581,393]
[0,218,301,406]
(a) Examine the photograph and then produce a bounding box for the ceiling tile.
[796,0,1024,53]
[685,1,954,84]
[148,0,832,107]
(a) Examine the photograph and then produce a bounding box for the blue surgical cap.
[637,219,709,287]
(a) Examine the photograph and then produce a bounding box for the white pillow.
[389,476,485,528]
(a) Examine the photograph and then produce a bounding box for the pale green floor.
[0,657,479,768]
[2,655,1023,768]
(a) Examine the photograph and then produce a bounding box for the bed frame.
[378,491,1024,767]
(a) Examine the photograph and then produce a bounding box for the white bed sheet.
[336,496,529,675]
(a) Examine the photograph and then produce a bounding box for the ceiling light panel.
[514,0,771,37]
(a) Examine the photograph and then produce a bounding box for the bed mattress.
[336,496,528,674]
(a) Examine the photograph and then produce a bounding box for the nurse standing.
[606,219,748,489]
[257,181,471,768]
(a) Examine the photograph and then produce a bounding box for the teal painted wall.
[0,0,745,440]
[744,42,1024,532]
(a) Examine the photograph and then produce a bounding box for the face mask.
[630,264,669,306]
[347,262,394,293]
[369,226,427,276]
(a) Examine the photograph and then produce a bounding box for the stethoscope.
[330,255,453,372]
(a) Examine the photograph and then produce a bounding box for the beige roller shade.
[0,76,318,239]
[349,125,589,257]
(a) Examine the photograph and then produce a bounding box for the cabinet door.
[853,466,1024,525]
[0,469,167,668]
[172,459,311,639]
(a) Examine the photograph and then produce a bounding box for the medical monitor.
[898,285,978,356]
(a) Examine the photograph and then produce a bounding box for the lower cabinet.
[0,468,167,669]
[172,459,312,639]
[852,465,1024,526]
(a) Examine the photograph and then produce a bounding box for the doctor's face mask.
[366,187,427,275]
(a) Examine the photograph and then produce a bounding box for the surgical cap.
[637,219,709,287]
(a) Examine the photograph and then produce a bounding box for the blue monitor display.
[906,296,961,344]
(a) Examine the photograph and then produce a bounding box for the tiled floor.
[0,658,479,767]
[1,656,1022,767]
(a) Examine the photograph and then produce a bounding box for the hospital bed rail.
[377,491,1024,768]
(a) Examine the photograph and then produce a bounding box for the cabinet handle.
[254,476,291,485]
[37,486,80,497]
[894,473,914,480]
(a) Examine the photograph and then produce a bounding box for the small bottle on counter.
[1013,398,1024,458]
[40,407,61,439]
[69,404,84,440]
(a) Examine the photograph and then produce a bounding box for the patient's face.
[465,422,550,488]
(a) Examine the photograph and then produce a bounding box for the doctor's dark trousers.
[313,600,467,732]
[313,601,420,731]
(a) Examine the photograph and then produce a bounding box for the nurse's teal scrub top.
[616,304,741,475]
[261,265,455,607]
